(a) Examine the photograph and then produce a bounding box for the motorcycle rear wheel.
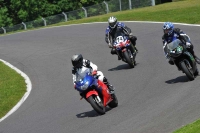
[87,95,105,115]
[180,61,194,81]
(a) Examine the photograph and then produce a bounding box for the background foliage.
[0,0,109,27]
[0,0,171,27]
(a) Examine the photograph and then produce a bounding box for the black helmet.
[71,54,83,68]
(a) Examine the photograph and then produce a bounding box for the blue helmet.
[163,22,174,36]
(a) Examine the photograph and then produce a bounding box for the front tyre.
[123,51,134,68]
[87,95,105,115]
[180,61,194,81]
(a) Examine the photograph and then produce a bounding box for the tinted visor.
[164,29,169,34]
[109,21,117,28]
[72,60,82,68]
[164,28,172,35]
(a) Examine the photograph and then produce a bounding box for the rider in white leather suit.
[71,54,114,94]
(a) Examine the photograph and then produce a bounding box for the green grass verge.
[1,0,200,132]
[50,0,200,26]
[173,119,200,133]
[0,61,26,118]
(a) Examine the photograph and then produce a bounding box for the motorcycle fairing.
[183,51,195,62]
[114,36,131,51]
[86,90,99,98]
[97,80,112,106]
[175,51,197,73]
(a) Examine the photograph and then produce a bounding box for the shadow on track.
[165,75,190,84]
[76,110,99,118]
[108,63,138,71]
[76,108,112,118]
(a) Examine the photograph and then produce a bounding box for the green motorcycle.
[164,39,199,81]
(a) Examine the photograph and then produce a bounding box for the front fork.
[184,52,197,73]
[116,50,123,59]
[117,48,134,59]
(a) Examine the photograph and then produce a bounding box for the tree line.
[0,0,109,27]
[0,0,172,27]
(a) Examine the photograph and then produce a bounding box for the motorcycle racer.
[162,22,200,65]
[71,54,114,94]
[105,16,138,60]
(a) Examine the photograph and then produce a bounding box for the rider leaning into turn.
[105,16,138,60]
[71,54,115,95]
[162,22,200,65]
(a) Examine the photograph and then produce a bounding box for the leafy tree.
[9,0,48,24]
[0,6,12,27]
[1,0,112,26]
[57,0,76,11]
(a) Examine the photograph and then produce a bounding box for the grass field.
[0,61,26,118]
[1,0,200,132]
[51,0,200,26]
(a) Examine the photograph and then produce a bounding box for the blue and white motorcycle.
[113,32,137,68]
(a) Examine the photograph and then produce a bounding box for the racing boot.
[194,68,199,77]
[103,77,115,94]
[130,37,138,53]
[118,52,124,61]
[175,62,181,71]
[134,46,138,53]
[168,60,174,65]
[131,43,138,53]
[191,53,200,64]
[188,48,200,64]
[111,48,121,60]
[118,55,121,60]
[194,56,200,64]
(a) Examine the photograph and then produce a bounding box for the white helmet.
[108,16,117,29]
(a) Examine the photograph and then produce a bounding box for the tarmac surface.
[0,22,200,133]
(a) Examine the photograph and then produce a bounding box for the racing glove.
[186,42,191,48]
[129,33,133,38]
[92,70,97,76]
[108,43,112,48]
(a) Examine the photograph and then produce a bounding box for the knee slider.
[111,48,117,55]
[103,77,108,82]
[131,36,137,41]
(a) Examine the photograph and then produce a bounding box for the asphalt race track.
[0,22,200,133]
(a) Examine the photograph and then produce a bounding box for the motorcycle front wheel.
[180,61,194,81]
[87,95,105,115]
[123,50,135,68]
